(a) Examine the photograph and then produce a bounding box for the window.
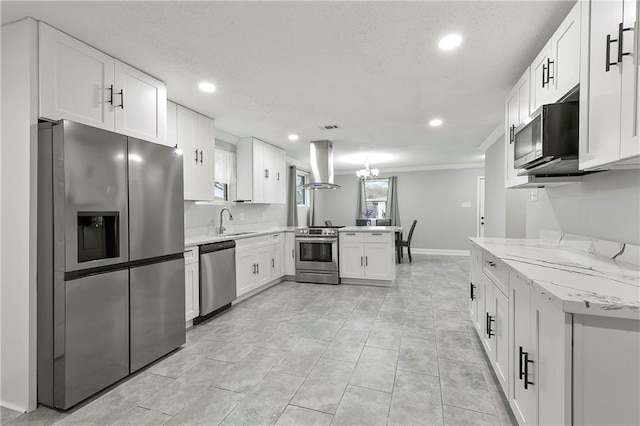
[296,172,308,206]
[364,179,390,219]
[214,182,228,201]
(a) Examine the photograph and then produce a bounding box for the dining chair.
[399,220,418,262]
[356,219,371,226]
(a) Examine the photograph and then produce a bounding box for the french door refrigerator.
[37,120,185,410]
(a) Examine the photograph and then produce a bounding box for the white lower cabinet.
[184,246,199,323]
[283,232,296,276]
[469,246,483,332]
[235,234,283,298]
[339,232,395,281]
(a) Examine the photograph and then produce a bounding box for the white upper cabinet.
[581,0,639,170]
[236,137,286,204]
[530,3,580,112]
[39,23,167,144]
[114,60,166,144]
[39,22,115,131]
[178,105,215,201]
[505,69,531,188]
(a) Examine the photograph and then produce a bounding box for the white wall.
[1,18,39,412]
[484,138,506,238]
[526,169,640,244]
[314,167,485,251]
[184,202,286,233]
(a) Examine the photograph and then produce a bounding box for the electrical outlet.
[262,212,266,220]
[239,213,245,221]
[461,202,471,208]
[530,189,538,202]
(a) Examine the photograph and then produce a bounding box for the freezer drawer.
[58,269,129,409]
[130,258,186,372]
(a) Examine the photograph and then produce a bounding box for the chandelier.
[355,161,379,180]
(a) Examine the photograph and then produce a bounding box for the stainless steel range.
[295,226,344,284]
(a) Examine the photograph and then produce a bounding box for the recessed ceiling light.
[429,118,443,127]
[288,134,299,141]
[438,34,462,51]
[198,82,216,93]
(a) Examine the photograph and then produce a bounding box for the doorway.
[477,176,485,237]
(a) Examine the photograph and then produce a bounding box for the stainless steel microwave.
[513,101,579,173]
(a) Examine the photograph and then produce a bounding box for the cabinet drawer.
[364,232,392,244]
[184,246,198,265]
[340,232,365,243]
[482,252,508,295]
[236,235,270,250]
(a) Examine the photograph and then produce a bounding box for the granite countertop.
[340,226,401,233]
[185,227,296,247]
[470,237,640,320]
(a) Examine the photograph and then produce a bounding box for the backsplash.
[184,202,286,238]
[539,230,640,267]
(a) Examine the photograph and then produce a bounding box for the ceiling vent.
[319,124,340,130]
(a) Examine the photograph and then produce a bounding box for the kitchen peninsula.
[469,236,639,425]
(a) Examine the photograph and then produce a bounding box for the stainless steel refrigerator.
[37,120,186,410]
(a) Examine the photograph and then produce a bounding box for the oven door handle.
[295,237,337,243]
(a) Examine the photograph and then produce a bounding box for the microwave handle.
[510,125,515,144]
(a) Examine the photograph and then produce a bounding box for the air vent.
[319,124,340,130]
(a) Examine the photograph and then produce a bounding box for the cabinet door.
[339,242,365,279]
[284,233,296,276]
[235,249,255,297]
[254,245,272,287]
[480,275,495,355]
[550,3,580,100]
[114,60,167,144]
[274,147,286,204]
[364,243,393,280]
[531,289,568,426]
[516,68,531,123]
[184,262,198,322]
[270,245,282,279]
[178,106,199,200]
[584,0,624,168]
[494,286,509,394]
[166,101,178,148]
[263,143,276,203]
[196,114,215,200]
[469,248,480,331]
[530,42,552,112]
[509,273,536,426]
[39,23,115,130]
[252,140,265,203]
[620,0,640,160]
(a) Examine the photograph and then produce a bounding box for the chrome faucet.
[219,208,233,234]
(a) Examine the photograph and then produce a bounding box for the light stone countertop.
[185,227,296,247]
[339,226,402,233]
[470,237,640,320]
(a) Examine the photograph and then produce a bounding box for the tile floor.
[2,254,516,426]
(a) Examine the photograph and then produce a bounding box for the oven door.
[296,237,338,272]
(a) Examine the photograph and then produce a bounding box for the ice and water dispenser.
[77,212,119,262]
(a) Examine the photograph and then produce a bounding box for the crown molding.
[479,123,504,152]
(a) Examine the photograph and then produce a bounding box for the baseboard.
[410,248,470,256]
[0,400,26,413]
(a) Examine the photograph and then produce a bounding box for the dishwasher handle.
[200,240,236,254]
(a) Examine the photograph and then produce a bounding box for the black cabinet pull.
[361,256,363,266]
[606,33,619,72]
[524,352,534,389]
[264,169,269,178]
[546,58,554,85]
[108,85,114,105]
[194,149,199,163]
[519,346,525,381]
[257,264,259,274]
[365,256,368,266]
[115,89,124,109]
[272,258,275,268]
[541,63,547,88]
[486,260,496,268]
[509,125,515,144]
[470,282,476,300]
[277,172,280,181]
[618,22,633,63]
[487,313,495,338]
[199,150,203,163]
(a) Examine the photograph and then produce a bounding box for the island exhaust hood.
[303,140,341,190]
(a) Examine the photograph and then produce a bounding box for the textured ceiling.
[1,1,576,171]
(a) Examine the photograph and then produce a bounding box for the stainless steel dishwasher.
[195,240,236,324]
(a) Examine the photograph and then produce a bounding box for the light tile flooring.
[2,255,516,426]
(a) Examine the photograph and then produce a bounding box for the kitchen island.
[469,237,639,426]
[338,226,399,286]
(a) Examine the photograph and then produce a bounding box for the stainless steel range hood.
[303,140,341,190]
